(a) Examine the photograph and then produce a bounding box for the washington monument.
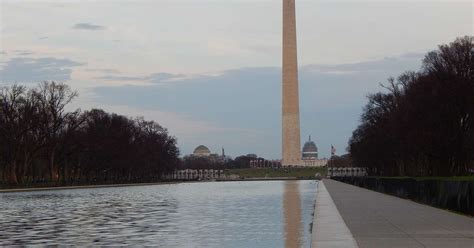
[282,0,301,166]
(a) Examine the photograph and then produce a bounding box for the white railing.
[163,169,226,180]
[327,167,368,177]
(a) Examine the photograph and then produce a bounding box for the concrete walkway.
[312,180,358,248]
[323,179,474,248]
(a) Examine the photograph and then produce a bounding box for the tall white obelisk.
[282,0,301,167]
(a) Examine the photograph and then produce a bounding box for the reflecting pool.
[0,180,317,247]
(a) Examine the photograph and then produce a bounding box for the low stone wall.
[332,177,474,216]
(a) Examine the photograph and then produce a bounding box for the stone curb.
[311,180,359,248]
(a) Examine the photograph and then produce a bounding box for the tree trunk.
[50,150,59,182]
[19,153,30,185]
[9,162,18,184]
[63,158,69,185]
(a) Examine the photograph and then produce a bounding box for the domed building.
[193,145,211,157]
[302,136,328,167]
[302,136,318,159]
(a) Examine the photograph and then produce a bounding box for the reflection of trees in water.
[283,181,302,248]
[76,194,180,244]
[0,190,180,245]
[1,182,315,246]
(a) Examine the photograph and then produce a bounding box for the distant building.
[193,145,211,157]
[246,154,258,159]
[301,136,328,167]
[302,136,318,159]
[249,136,328,168]
[191,145,228,162]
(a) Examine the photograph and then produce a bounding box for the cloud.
[96,104,258,141]
[302,54,424,75]
[0,57,84,83]
[85,68,120,73]
[96,72,187,84]
[72,23,106,30]
[91,54,423,158]
[13,50,34,56]
[147,73,187,83]
[400,52,426,59]
[96,75,147,81]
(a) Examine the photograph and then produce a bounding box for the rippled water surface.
[0,180,317,247]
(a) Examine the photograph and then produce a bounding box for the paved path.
[312,180,358,248]
[323,179,474,248]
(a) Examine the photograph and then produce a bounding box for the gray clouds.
[13,50,34,56]
[92,54,424,158]
[73,23,106,30]
[0,57,83,83]
[302,55,425,75]
[85,68,120,74]
[97,73,185,84]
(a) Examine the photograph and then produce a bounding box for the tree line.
[0,82,179,186]
[179,154,257,170]
[327,154,353,168]
[349,36,473,177]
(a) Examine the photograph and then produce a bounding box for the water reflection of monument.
[283,181,302,248]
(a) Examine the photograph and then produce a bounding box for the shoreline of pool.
[0,178,320,193]
[0,182,184,193]
[311,179,358,248]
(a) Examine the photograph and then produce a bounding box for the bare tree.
[33,81,78,182]
[349,36,473,176]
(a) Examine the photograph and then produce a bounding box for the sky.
[0,0,472,159]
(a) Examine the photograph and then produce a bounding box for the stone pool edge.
[0,182,183,193]
[311,180,358,248]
